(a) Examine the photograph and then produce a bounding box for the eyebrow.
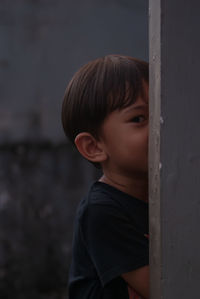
[123,104,148,114]
[132,105,147,110]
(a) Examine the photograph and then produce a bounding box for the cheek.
[141,126,148,145]
[133,129,148,150]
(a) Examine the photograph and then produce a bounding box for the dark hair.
[62,55,148,144]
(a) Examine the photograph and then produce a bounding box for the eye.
[131,115,146,123]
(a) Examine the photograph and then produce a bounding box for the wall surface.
[0,143,100,299]
[149,0,161,297]
[149,1,200,298]
[0,0,148,143]
[0,1,148,298]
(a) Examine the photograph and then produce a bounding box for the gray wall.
[1,0,148,142]
[149,0,200,298]
[0,143,99,299]
[0,1,148,298]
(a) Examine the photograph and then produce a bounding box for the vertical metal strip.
[149,0,161,298]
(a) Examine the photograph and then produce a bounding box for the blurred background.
[0,0,148,298]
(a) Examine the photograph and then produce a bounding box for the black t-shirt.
[68,181,149,299]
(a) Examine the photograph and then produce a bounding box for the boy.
[62,55,149,299]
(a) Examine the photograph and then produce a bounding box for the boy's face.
[99,84,148,179]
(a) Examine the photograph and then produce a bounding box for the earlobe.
[74,132,107,163]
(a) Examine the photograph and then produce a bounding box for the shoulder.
[81,182,122,217]
[81,181,148,220]
[75,182,128,232]
[78,181,123,217]
[77,181,148,222]
[76,181,148,238]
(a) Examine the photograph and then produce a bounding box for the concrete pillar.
[149,0,200,298]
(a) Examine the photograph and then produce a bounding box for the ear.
[74,132,107,163]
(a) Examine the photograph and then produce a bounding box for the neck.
[99,172,148,202]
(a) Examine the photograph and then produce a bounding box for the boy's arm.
[121,265,149,299]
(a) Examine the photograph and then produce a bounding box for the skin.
[75,84,149,298]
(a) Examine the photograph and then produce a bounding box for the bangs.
[106,66,148,112]
[93,55,149,117]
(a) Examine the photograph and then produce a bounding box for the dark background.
[0,1,148,298]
